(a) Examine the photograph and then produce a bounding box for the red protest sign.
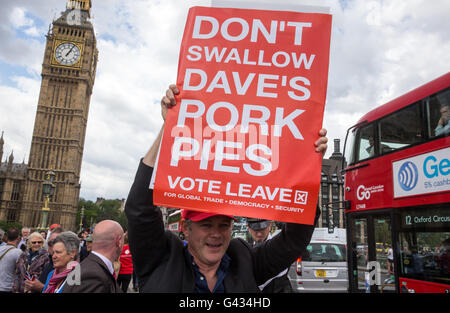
[153,6,332,225]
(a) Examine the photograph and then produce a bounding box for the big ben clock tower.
[21,0,98,230]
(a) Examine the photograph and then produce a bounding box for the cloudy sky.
[1,0,449,201]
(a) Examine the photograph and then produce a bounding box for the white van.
[287,228,349,292]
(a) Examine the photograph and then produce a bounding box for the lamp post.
[79,206,85,233]
[40,170,56,231]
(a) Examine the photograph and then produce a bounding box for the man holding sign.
[125,5,330,293]
[126,86,328,293]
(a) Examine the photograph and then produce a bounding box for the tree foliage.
[0,221,23,233]
[77,198,127,232]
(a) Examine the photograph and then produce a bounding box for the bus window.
[397,207,450,286]
[346,129,357,165]
[378,102,423,154]
[167,209,184,239]
[428,88,450,138]
[354,124,375,162]
[399,232,450,286]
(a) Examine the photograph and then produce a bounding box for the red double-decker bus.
[343,72,449,293]
[167,209,185,240]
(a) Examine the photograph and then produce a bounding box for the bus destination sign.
[401,208,450,229]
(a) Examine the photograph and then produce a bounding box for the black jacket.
[248,239,294,293]
[125,160,317,293]
[61,253,121,293]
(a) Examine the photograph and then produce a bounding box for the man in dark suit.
[62,220,124,293]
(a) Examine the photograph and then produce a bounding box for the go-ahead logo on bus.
[356,184,384,201]
[393,147,450,198]
[398,161,418,191]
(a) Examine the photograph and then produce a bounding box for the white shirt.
[91,251,114,276]
[387,248,394,261]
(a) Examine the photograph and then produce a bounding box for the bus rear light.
[296,257,302,276]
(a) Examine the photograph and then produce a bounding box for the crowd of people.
[0,222,137,293]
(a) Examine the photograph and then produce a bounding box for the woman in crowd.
[117,232,133,293]
[13,232,49,293]
[42,231,80,293]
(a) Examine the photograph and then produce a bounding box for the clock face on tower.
[54,42,81,66]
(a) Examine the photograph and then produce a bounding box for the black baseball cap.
[247,218,271,231]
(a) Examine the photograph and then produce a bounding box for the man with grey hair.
[435,104,450,136]
[62,220,124,293]
[18,227,30,251]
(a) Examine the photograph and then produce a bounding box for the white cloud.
[10,7,34,28]
[23,26,40,37]
[0,0,449,201]
[0,76,39,163]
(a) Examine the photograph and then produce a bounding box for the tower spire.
[6,149,14,172]
[8,150,14,164]
[67,0,92,16]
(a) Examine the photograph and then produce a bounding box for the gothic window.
[0,179,4,200]
[7,209,17,223]
[32,210,40,227]
[331,173,338,182]
[332,184,340,200]
[36,183,41,202]
[321,183,329,202]
[10,181,21,201]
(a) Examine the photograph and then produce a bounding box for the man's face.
[22,229,30,239]
[184,215,233,268]
[47,232,60,255]
[248,223,272,243]
[441,106,449,123]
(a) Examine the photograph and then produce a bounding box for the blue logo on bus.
[398,161,418,191]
